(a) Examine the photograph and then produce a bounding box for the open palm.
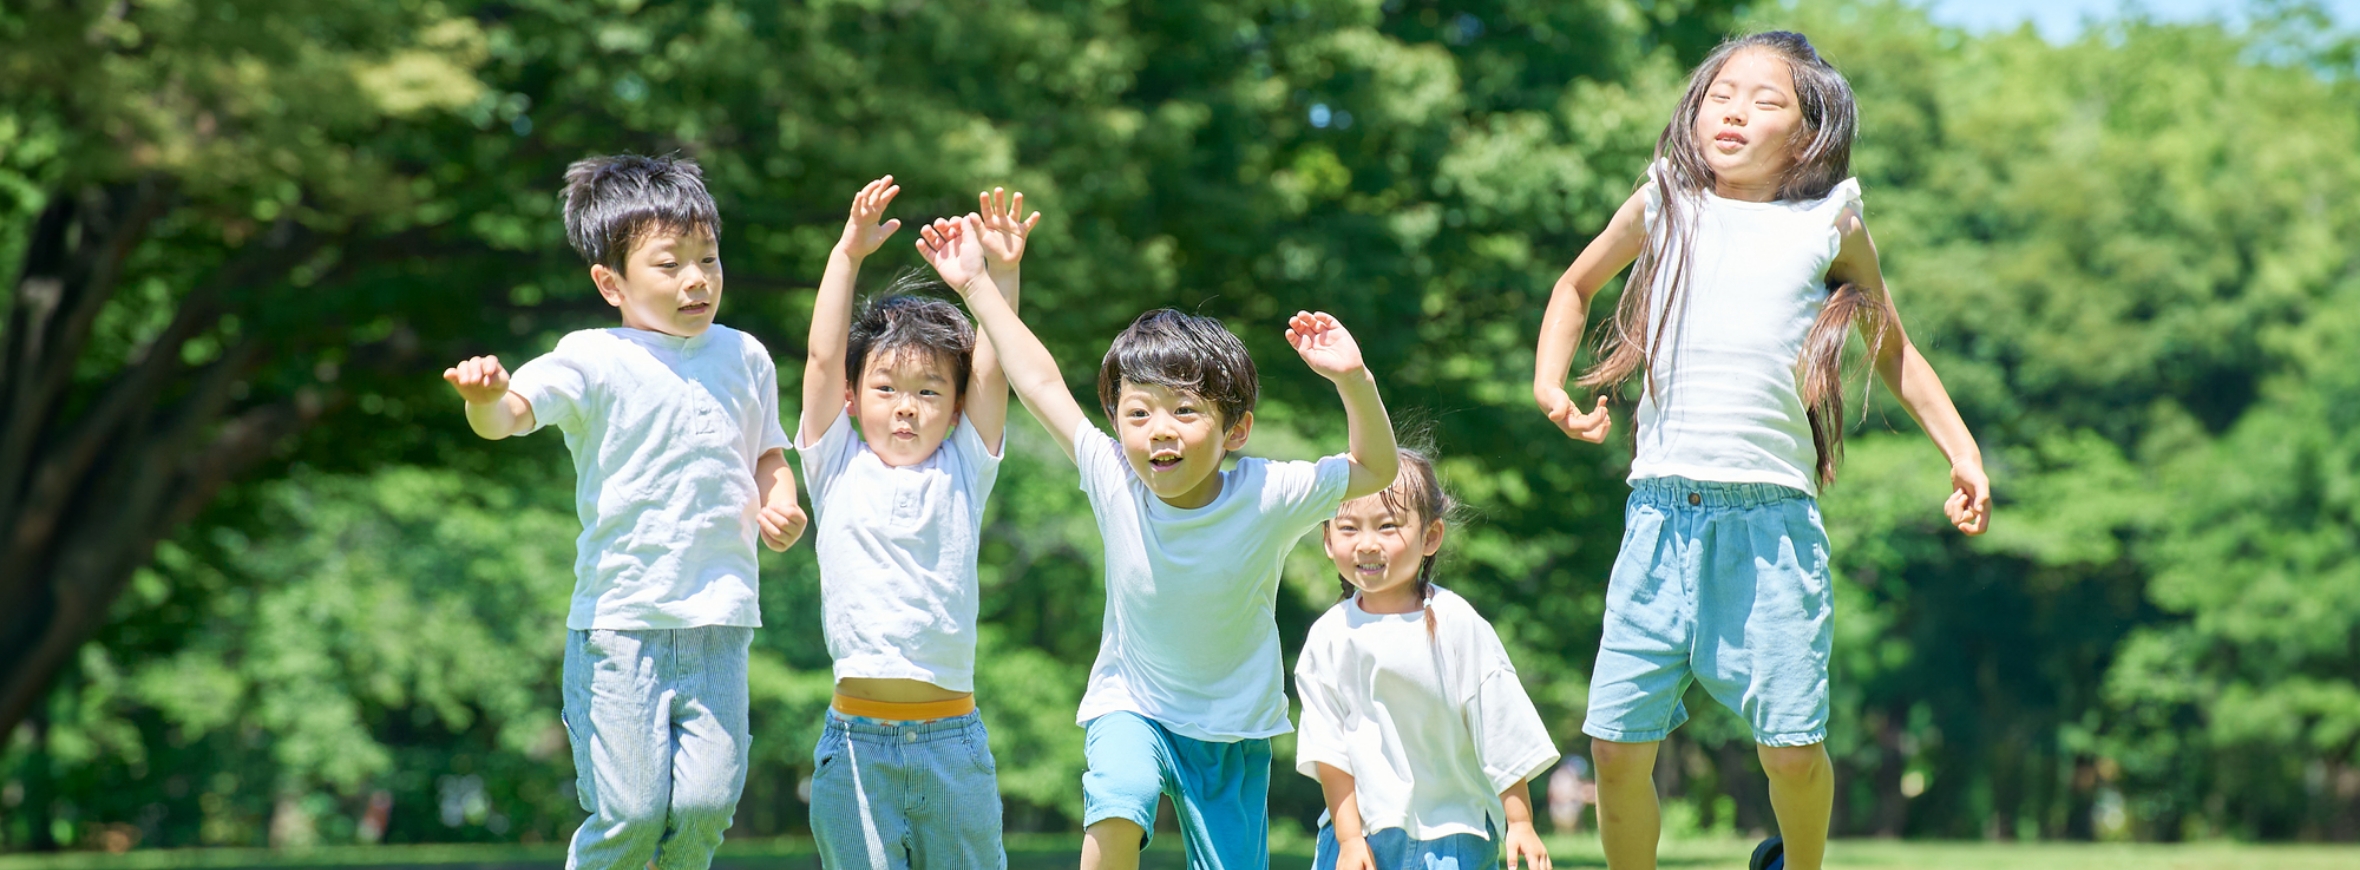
[972,187,1040,270]
[917,217,987,290]
[1286,311,1366,381]
[839,176,902,258]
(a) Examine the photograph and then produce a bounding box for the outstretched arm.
[801,176,903,445]
[1532,186,1650,443]
[443,355,536,439]
[1286,312,1398,500]
[1830,210,1991,535]
[924,220,1088,462]
[954,188,1041,454]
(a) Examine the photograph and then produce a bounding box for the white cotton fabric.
[507,325,794,631]
[1293,586,1560,841]
[1627,171,1865,495]
[798,407,1002,693]
[1071,420,1353,742]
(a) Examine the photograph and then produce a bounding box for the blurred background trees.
[3,0,2356,850]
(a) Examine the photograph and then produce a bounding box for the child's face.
[1693,47,1805,192]
[849,349,964,468]
[1115,380,1250,508]
[594,225,722,337]
[1324,494,1444,604]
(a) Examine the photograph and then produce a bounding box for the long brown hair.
[1327,447,1455,639]
[1577,31,1889,488]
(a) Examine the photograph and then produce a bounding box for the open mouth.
[1352,560,1388,578]
[1147,451,1182,472]
[679,302,712,315]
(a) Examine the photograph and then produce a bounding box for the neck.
[1156,467,1226,509]
[1357,584,1424,615]
[1712,175,1782,202]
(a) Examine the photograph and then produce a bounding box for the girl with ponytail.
[1294,448,1559,870]
[1529,31,1992,870]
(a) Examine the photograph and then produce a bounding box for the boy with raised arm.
[931,221,1399,870]
[796,179,1037,868]
[440,154,804,869]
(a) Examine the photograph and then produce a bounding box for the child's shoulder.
[1425,586,1502,635]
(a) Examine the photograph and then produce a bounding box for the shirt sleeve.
[1262,454,1355,535]
[754,352,794,459]
[795,406,859,509]
[1071,418,1130,507]
[506,342,592,435]
[1292,629,1354,780]
[1466,632,1561,795]
[953,411,1005,504]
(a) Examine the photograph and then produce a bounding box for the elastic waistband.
[830,693,976,723]
[1630,476,1811,510]
[825,707,981,742]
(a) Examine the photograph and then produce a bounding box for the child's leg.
[1164,733,1270,870]
[651,627,754,870]
[564,630,674,869]
[906,711,1007,869]
[1079,713,1167,870]
[1758,742,1832,870]
[1591,739,1663,870]
[808,712,915,870]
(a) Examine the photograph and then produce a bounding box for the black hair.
[846,270,976,399]
[1096,309,1258,428]
[1326,445,1457,639]
[560,154,721,270]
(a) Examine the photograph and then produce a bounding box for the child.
[1530,32,1991,870]
[1295,447,1559,870]
[440,154,805,870]
[932,226,1400,870]
[796,179,1037,869]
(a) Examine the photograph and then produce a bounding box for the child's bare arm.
[802,176,902,445]
[1498,778,1550,870]
[1831,210,1991,535]
[1532,186,1650,444]
[1314,763,1377,870]
[1285,312,1399,499]
[924,222,1088,462]
[443,355,536,439]
[754,447,809,551]
[960,188,1041,454]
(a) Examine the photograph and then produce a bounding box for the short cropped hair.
[1096,309,1259,428]
[846,271,977,399]
[560,154,721,270]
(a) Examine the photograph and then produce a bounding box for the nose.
[682,263,712,293]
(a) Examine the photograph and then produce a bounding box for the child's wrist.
[831,241,869,262]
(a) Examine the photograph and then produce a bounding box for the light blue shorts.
[1082,712,1271,870]
[809,709,1006,870]
[1312,819,1497,870]
[1583,477,1833,748]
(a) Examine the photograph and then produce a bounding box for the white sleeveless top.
[1627,173,1862,495]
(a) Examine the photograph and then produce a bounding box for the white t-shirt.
[1294,586,1560,841]
[508,325,793,630]
[1072,420,1353,742]
[798,407,1002,692]
[1627,170,1864,495]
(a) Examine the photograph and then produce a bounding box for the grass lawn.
[2,836,2356,870]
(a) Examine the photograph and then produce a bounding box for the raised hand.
[971,187,1040,272]
[1946,460,1992,535]
[1538,387,1612,443]
[837,176,903,259]
[1285,311,1367,382]
[759,501,810,552]
[917,217,988,292]
[443,355,511,405]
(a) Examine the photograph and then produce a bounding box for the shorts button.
[905,730,919,743]
[1688,492,1702,506]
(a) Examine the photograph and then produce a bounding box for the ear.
[1319,521,1346,562]
[1421,518,1447,558]
[1222,411,1254,452]
[590,264,625,308]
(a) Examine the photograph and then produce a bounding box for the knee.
[1757,743,1829,784]
[1589,740,1657,782]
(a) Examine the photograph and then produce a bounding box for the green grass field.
[3,835,2356,870]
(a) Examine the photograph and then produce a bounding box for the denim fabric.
[1311,818,1499,870]
[809,709,1006,870]
[1083,712,1272,870]
[1583,477,1833,747]
[562,627,753,870]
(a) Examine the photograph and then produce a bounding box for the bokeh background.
[5,0,2360,857]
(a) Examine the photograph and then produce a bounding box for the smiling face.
[1323,493,1445,614]
[594,225,722,337]
[849,348,964,467]
[1114,381,1251,509]
[1692,47,1806,199]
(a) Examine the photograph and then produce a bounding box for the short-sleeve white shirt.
[1294,586,1560,841]
[1071,420,1353,742]
[798,406,1002,692]
[507,325,792,630]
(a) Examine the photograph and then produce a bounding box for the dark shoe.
[1748,835,1785,870]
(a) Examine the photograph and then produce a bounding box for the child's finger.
[1020,211,1040,234]
[879,218,902,236]
[1009,190,1025,220]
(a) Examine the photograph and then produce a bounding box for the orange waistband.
[830,693,976,722]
